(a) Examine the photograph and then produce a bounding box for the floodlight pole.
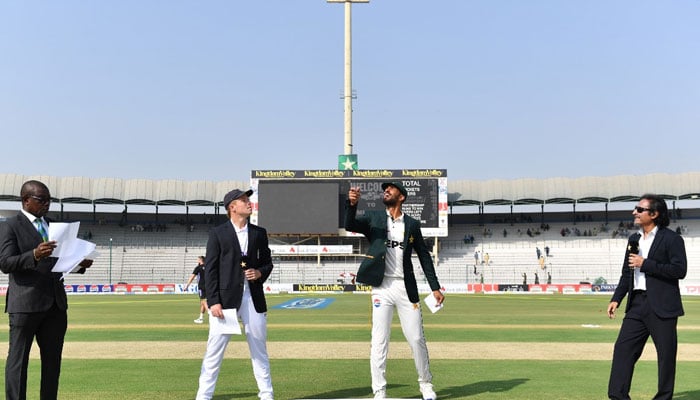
[328,0,369,156]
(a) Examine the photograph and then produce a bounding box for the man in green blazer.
[345,181,444,400]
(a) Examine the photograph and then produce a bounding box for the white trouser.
[370,277,432,393]
[196,284,273,400]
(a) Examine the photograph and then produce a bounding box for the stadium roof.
[0,174,248,207]
[1,172,700,208]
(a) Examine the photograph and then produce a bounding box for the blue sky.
[1,1,698,183]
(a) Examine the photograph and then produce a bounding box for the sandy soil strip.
[4,341,700,361]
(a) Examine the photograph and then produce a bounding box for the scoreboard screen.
[256,181,340,235]
[250,169,448,236]
[337,179,439,227]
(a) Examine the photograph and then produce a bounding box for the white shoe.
[420,384,437,400]
[373,389,386,399]
[194,318,204,324]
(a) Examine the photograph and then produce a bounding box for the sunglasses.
[634,206,651,213]
[29,195,51,204]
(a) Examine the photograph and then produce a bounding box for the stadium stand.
[2,172,700,288]
[2,216,698,288]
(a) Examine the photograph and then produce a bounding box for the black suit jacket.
[344,203,441,303]
[611,227,687,318]
[0,214,67,313]
[204,221,273,313]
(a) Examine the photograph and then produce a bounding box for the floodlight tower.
[328,0,369,171]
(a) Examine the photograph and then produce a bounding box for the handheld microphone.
[628,239,639,255]
[627,238,639,290]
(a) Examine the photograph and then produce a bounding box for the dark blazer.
[611,228,687,318]
[204,221,273,313]
[344,203,441,303]
[0,214,66,313]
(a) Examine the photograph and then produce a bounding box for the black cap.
[223,189,253,208]
[381,182,407,198]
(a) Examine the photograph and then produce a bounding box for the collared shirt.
[384,210,405,279]
[21,209,47,236]
[634,226,658,291]
[231,221,249,255]
[231,221,249,291]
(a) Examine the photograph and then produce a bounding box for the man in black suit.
[345,182,443,400]
[0,180,92,400]
[196,189,274,400]
[607,194,687,400]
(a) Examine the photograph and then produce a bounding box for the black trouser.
[608,292,678,400]
[6,304,67,400]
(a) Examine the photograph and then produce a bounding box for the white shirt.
[384,211,405,279]
[21,209,47,235]
[232,221,250,291]
[232,221,249,255]
[634,226,657,291]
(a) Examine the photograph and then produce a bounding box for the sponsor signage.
[270,245,353,255]
[293,283,372,293]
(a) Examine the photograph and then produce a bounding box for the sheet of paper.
[423,293,443,314]
[209,308,242,335]
[47,222,97,275]
[48,222,81,257]
[53,238,96,275]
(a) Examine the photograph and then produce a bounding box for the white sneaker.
[420,384,437,400]
[194,318,204,324]
[373,389,386,399]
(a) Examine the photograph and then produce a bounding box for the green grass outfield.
[1,293,700,399]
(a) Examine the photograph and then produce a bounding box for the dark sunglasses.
[29,195,51,204]
[634,206,651,213]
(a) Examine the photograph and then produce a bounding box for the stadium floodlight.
[327,0,369,169]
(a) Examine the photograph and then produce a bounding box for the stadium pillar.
[109,237,113,285]
[540,204,544,224]
[605,203,609,224]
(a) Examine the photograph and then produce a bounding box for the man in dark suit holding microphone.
[607,194,687,400]
[195,188,274,400]
[0,180,92,400]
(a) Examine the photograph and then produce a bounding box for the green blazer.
[344,202,441,303]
